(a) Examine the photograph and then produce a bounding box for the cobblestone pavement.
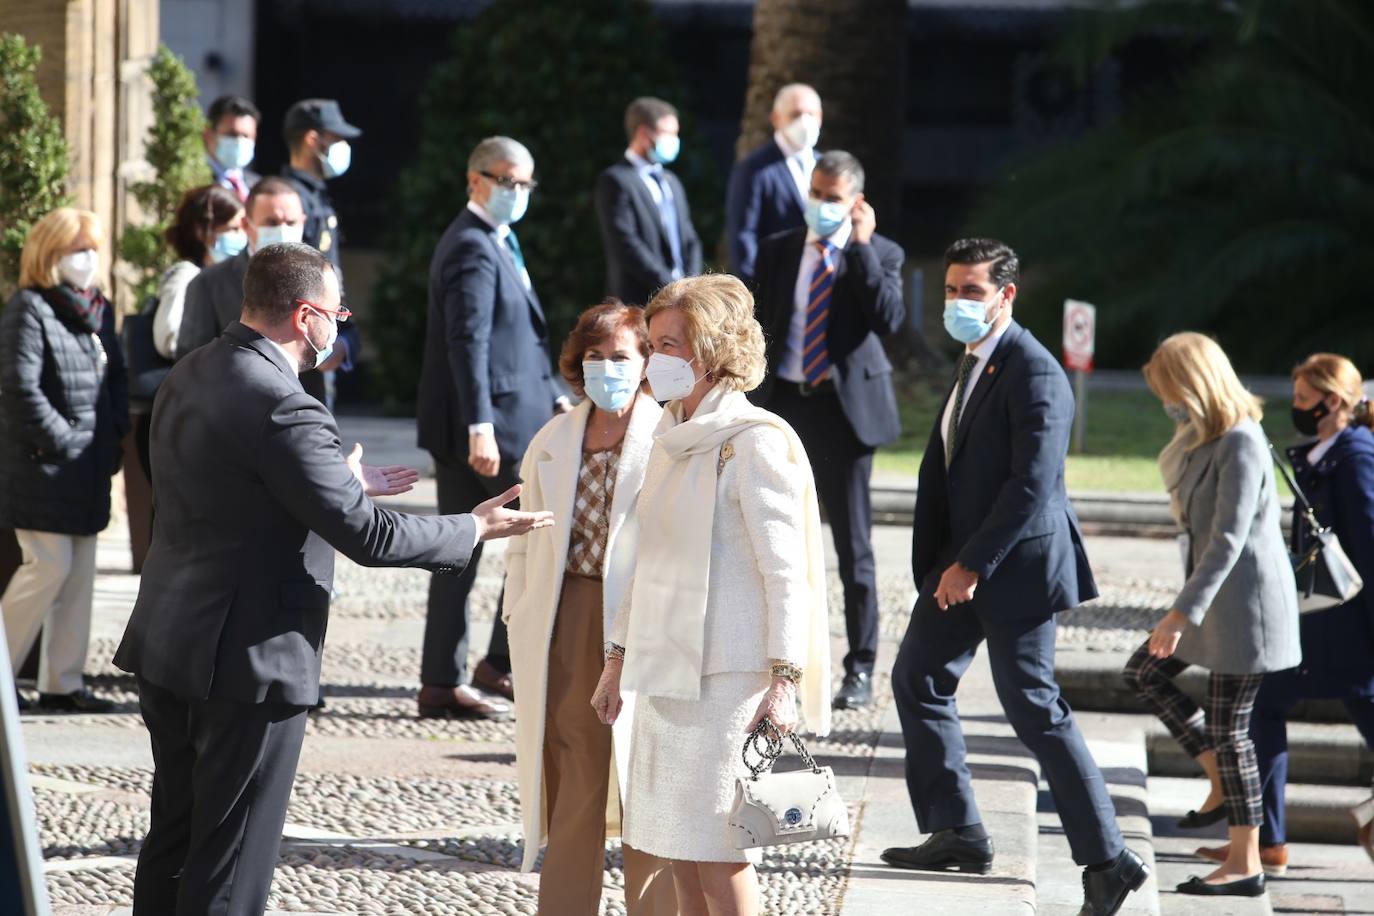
[22,520,1179,915]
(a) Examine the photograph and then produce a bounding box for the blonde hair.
[1143,332,1262,446]
[19,208,103,289]
[645,274,766,392]
[1292,353,1373,430]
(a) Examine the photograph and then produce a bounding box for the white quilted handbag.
[728,721,850,850]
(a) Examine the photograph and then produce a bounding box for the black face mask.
[1291,401,1330,436]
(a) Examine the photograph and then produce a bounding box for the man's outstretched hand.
[472,484,554,541]
[348,443,420,497]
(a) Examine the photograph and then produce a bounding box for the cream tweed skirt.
[622,671,771,863]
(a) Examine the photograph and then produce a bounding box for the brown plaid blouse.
[566,442,623,577]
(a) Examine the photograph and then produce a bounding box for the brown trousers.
[539,574,678,916]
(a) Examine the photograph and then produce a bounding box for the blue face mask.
[582,359,641,412]
[304,307,339,370]
[943,292,1003,345]
[486,185,530,225]
[210,229,248,263]
[804,197,848,238]
[650,133,680,165]
[214,135,255,170]
[320,140,351,179]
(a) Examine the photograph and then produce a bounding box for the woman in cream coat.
[503,301,676,915]
[592,274,832,916]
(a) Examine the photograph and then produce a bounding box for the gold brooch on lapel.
[717,442,735,475]
[987,365,997,375]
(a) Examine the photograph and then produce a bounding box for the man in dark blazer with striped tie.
[749,150,905,710]
[595,97,703,306]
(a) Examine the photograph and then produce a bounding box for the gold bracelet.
[770,662,802,683]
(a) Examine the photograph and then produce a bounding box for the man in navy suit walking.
[416,136,569,719]
[750,150,904,710]
[725,83,823,284]
[884,239,1148,916]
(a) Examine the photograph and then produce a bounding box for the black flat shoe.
[36,688,114,713]
[1176,873,1266,897]
[881,829,994,874]
[832,672,872,710]
[1078,848,1149,916]
[1176,805,1227,829]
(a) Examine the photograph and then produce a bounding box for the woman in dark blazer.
[0,207,128,712]
[1195,353,1374,871]
[1123,332,1300,898]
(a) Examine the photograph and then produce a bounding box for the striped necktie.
[803,239,837,385]
[945,352,980,466]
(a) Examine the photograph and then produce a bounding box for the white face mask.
[251,223,304,252]
[645,352,701,402]
[781,112,821,151]
[58,249,99,290]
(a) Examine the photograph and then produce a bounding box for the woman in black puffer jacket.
[0,208,128,712]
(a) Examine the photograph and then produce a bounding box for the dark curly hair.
[558,300,650,398]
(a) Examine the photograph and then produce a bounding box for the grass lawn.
[874,374,1297,494]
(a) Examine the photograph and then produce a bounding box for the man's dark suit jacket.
[594,158,703,306]
[416,208,560,465]
[911,320,1097,617]
[176,249,249,357]
[725,139,809,283]
[751,228,905,448]
[114,323,475,706]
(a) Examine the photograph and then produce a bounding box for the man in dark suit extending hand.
[725,83,823,284]
[115,242,552,915]
[594,96,702,305]
[750,150,904,710]
[416,136,569,718]
[882,239,1147,916]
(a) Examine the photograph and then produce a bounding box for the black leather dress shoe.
[881,829,994,874]
[1176,873,1265,896]
[832,672,873,710]
[16,691,31,713]
[36,688,114,713]
[1078,848,1148,916]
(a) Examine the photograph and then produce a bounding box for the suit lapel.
[950,321,1021,463]
[484,222,547,331]
[536,403,589,566]
[619,161,666,257]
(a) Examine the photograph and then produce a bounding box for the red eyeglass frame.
[294,298,352,322]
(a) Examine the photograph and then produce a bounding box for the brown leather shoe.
[471,659,515,701]
[1194,843,1288,876]
[417,684,511,720]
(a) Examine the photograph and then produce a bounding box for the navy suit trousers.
[892,584,1124,866]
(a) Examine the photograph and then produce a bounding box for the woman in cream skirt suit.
[592,275,832,916]
[504,302,675,914]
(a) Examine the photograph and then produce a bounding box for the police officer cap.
[283,99,362,139]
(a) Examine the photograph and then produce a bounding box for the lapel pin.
[987,365,997,375]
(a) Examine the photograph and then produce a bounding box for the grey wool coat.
[1172,419,1301,674]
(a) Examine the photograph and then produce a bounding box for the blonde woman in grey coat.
[1123,332,1300,899]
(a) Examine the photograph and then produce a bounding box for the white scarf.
[621,385,832,737]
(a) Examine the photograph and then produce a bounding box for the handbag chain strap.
[742,719,820,778]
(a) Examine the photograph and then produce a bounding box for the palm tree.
[969,0,1374,372]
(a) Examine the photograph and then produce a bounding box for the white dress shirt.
[773,130,816,206]
[940,318,1013,451]
[778,221,851,383]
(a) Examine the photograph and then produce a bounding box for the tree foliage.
[0,33,69,297]
[969,0,1374,372]
[368,0,721,408]
[119,45,210,308]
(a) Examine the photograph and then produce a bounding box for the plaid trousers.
[1123,641,1264,826]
